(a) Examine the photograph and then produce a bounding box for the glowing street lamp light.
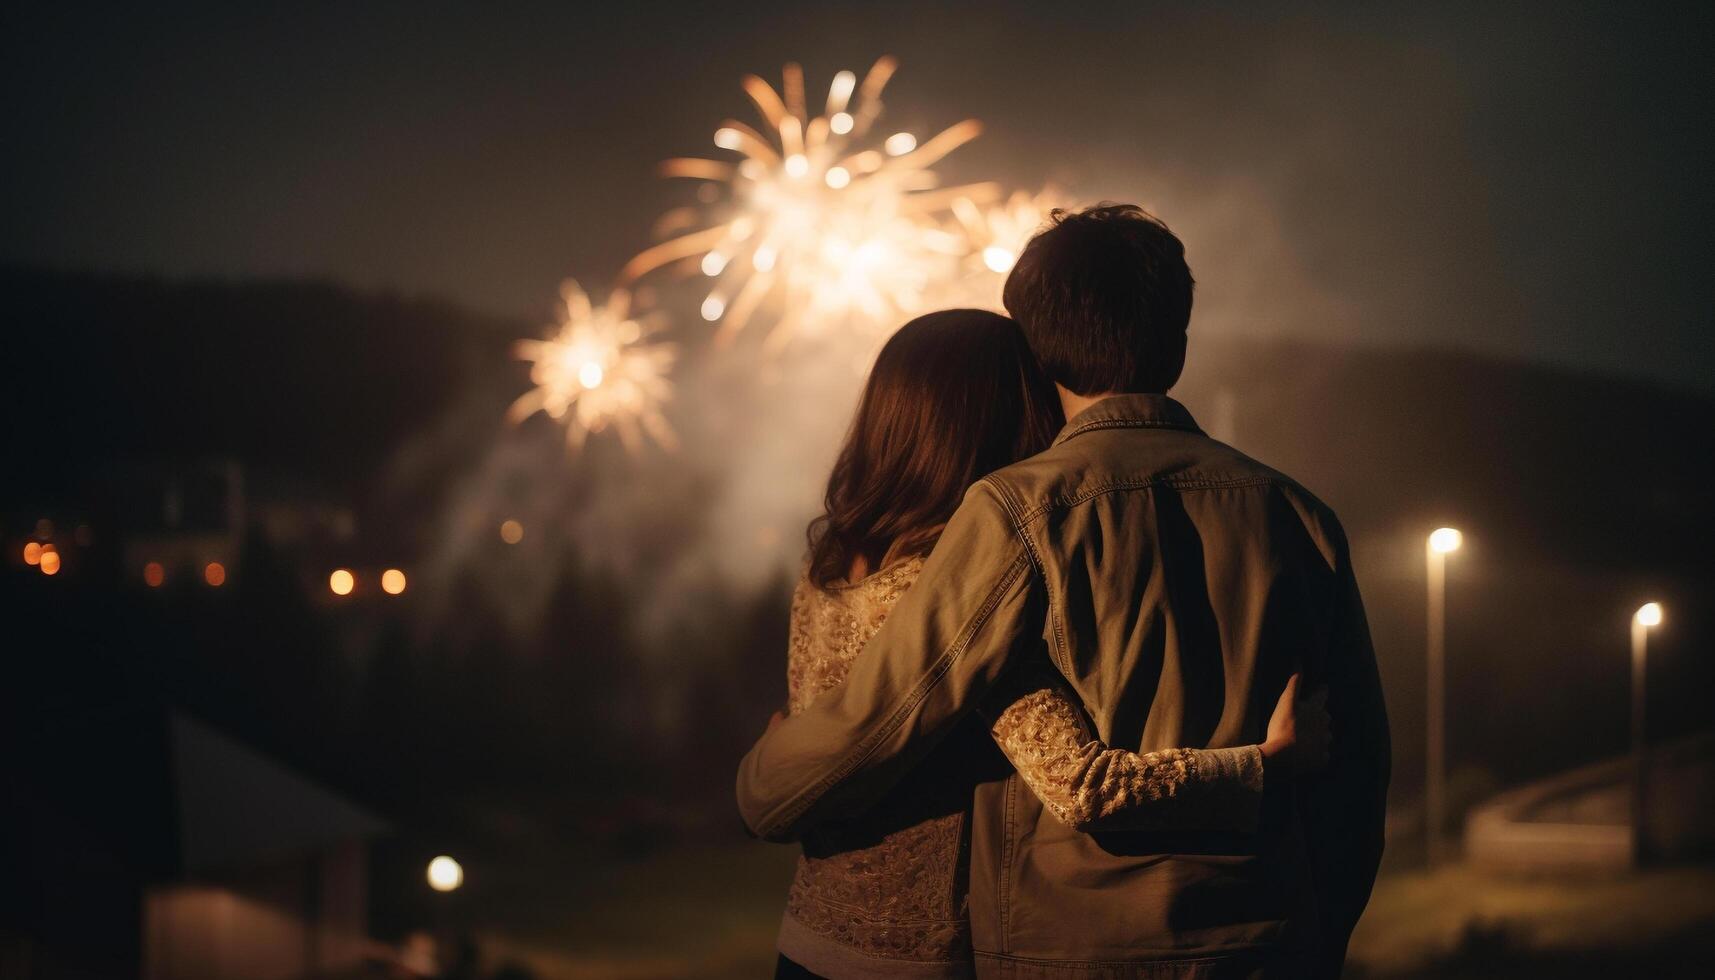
[1635,601,1663,628]
[1425,526,1462,866]
[426,855,464,893]
[1631,601,1663,865]
[329,568,355,596]
[1428,527,1462,555]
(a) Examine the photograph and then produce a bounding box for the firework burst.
[623,57,998,349]
[508,281,678,452]
[951,188,1063,278]
[927,187,1066,309]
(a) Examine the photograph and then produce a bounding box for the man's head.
[1002,203,1194,395]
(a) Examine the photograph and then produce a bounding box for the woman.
[775,310,1328,979]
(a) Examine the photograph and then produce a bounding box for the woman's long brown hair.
[806,309,1063,589]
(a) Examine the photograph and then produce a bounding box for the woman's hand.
[1260,673,1331,775]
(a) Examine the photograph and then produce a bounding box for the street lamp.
[1631,601,1663,865]
[1425,526,1462,866]
[426,855,464,892]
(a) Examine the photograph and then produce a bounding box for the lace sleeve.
[987,677,1265,834]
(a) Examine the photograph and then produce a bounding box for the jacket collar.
[1052,393,1202,448]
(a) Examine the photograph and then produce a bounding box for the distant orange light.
[381,568,407,595]
[204,562,226,587]
[40,550,62,575]
[23,541,42,565]
[144,561,166,588]
[329,568,355,596]
[500,520,524,544]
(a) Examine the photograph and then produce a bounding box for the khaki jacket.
[738,394,1390,978]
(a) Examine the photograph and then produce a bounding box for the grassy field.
[1345,863,1715,978]
[461,842,798,979]
[454,843,1715,979]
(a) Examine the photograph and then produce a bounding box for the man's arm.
[735,479,1041,842]
[1301,520,1391,975]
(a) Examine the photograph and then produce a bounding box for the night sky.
[4,1,1710,386]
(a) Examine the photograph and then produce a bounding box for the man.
[738,204,1390,978]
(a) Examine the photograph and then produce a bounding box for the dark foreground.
[404,843,1715,979]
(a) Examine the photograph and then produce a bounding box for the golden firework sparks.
[624,57,998,349]
[508,281,678,452]
[927,187,1067,310]
[952,188,1064,276]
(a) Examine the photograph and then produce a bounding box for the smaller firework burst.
[950,188,1063,277]
[925,188,1066,310]
[508,281,678,453]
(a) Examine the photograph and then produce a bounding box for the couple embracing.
[738,204,1390,979]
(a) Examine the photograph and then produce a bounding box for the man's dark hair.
[1002,203,1195,395]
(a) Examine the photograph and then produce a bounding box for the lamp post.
[1425,526,1462,866]
[1631,601,1663,866]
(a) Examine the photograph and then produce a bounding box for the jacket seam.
[1054,417,1199,446]
[759,551,1033,838]
[1010,476,1279,527]
[980,472,1028,956]
[982,477,1067,676]
[979,475,1025,526]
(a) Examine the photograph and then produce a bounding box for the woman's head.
[807,309,1063,588]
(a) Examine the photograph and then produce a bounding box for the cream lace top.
[778,557,1266,977]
